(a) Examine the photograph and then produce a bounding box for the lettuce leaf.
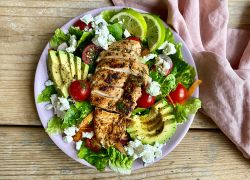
[78,145,109,171]
[149,70,176,97]
[46,117,63,135]
[170,57,195,89]
[77,31,93,48]
[108,23,123,40]
[37,85,57,103]
[68,26,84,39]
[107,147,134,174]
[101,10,118,22]
[174,98,201,123]
[49,28,70,49]
[62,101,93,129]
[164,28,175,43]
[132,108,150,116]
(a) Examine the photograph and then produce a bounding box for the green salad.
[37,8,201,174]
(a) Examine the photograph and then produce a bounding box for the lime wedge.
[110,8,147,40]
[143,14,166,52]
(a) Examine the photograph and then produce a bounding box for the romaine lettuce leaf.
[49,28,70,49]
[149,70,176,97]
[62,101,93,129]
[108,23,123,40]
[107,147,134,174]
[77,31,93,48]
[174,98,201,123]
[78,145,109,171]
[170,57,195,89]
[37,85,57,103]
[68,26,84,39]
[164,28,175,43]
[46,117,63,135]
[101,10,118,22]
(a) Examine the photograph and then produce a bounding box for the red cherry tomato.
[69,80,91,101]
[82,44,101,64]
[127,36,141,42]
[74,19,91,30]
[137,89,156,108]
[169,83,188,104]
[85,137,101,152]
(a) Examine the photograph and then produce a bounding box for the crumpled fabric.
[112,0,250,158]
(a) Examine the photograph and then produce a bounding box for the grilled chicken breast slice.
[96,58,130,73]
[92,83,124,98]
[90,92,118,111]
[92,69,128,87]
[94,108,127,147]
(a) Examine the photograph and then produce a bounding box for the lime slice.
[110,8,147,40]
[143,14,166,52]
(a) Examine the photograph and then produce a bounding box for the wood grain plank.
[0,127,248,179]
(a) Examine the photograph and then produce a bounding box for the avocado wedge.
[81,63,89,80]
[74,56,82,80]
[68,53,76,79]
[127,100,177,144]
[58,50,72,83]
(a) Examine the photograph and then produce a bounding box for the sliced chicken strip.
[90,92,118,112]
[94,108,127,147]
[92,69,128,87]
[92,83,124,98]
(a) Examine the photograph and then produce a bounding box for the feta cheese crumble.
[66,35,77,53]
[63,135,73,143]
[91,14,116,50]
[44,80,54,86]
[49,94,70,118]
[76,140,83,151]
[141,53,157,64]
[125,139,163,166]
[64,126,77,136]
[80,14,94,25]
[155,55,173,76]
[123,29,131,38]
[158,40,176,55]
[57,42,68,51]
[82,131,94,139]
[146,81,161,96]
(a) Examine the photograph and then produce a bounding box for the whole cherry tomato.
[69,80,91,101]
[137,89,156,108]
[169,83,188,104]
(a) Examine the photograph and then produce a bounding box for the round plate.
[34,6,199,171]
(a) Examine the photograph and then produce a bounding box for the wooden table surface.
[0,0,250,179]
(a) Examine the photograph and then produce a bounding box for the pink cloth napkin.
[112,0,250,158]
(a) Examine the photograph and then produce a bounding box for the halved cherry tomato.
[85,137,101,152]
[69,80,91,101]
[137,89,156,108]
[168,83,188,104]
[82,44,101,64]
[74,19,91,30]
[127,36,140,42]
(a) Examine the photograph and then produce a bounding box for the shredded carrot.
[187,80,202,97]
[73,112,93,142]
[114,142,126,155]
[167,95,176,107]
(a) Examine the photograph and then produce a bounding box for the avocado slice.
[58,50,72,83]
[74,56,82,80]
[48,50,68,97]
[68,53,76,79]
[81,63,89,80]
[127,102,177,145]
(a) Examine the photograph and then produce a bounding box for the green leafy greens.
[62,101,93,129]
[68,26,84,39]
[37,85,57,103]
[46,117,63,135]
[174,98,201,123]
[149,70,176,97]
[49,28,70,49]
[78,145,109,171]
[108,23,123,40]
[108,147,134,174]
